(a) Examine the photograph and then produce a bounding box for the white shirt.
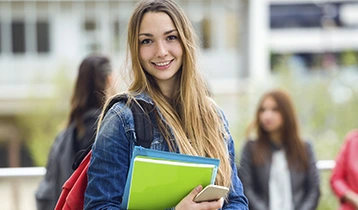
[269,150,293,210]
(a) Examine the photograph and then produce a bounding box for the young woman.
[238,89,320,210]
[84,0,248,209]
[36,54,114,210]
[330,129,358,210]
[67,54,115,154]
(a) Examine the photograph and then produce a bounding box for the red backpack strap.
[54,94,155,210]
[55,151,92,210]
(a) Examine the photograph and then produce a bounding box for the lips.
[153,60,171,66]
[152,59,173,69]
[263,121,272,126]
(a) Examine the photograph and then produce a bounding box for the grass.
[317,171,339,210]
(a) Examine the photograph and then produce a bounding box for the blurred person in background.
[35,54,116,210]
[330,130,358,210]
[238,88,320,210]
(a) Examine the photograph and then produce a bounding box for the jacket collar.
[128,91,155,106]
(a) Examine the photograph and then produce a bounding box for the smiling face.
[259,96,283,135]
[138,12,183,96]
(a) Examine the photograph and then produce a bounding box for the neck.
[160,84,175,98]
[270,131,282,146]
[157,75,179,99]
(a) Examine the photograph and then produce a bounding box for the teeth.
[155,61,170,66]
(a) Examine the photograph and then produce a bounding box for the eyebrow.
[139,29,177,37]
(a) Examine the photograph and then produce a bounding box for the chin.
[264,128,276,133]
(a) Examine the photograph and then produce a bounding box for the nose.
[262,110,273,119]
[155,41,168,58]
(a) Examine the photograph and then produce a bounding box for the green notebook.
[121,146,220,210]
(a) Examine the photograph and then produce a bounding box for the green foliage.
[16,101,67,166]
[317,171,339,210]
[15,67,73,166]
[340,51,358,67]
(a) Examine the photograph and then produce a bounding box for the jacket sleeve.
[299,141,321,210]
[84,105,131,210]
[219,110,249,210]
[238,141,268,210]
[223,136,249,210]
[330,132,355,199]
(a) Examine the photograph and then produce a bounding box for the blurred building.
[0,0,242,167]
[2,0,357,168]
[3,1,355,209]
[269,0,358,72]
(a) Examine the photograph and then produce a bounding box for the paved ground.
[0,176,41,210]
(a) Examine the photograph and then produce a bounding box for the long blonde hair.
[115,0,231,188]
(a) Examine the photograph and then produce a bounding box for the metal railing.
[0,167,46,178]
[316,160,335,171]
[0,160,336,177]
[0,160,335,210]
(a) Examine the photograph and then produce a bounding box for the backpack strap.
[131,100,154,149]
[72,142,93,170]
[72,94,154,170]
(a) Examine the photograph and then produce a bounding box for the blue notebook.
[120,146,220,210]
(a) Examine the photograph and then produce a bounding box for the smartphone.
[193,185,229,203]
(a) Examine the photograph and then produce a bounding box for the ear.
[105,74,117,97]
[106,74,113,87]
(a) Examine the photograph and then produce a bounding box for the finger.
[217,197,224,206]
[187,185,203,200]
[199,197,224,210]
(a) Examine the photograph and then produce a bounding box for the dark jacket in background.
[238,140,321,210]
[35,109,100,210]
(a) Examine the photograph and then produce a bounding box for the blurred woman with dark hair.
[35,54,115,210]
[67,54,115,152]
[238,88,320,210]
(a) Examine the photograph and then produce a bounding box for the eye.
[272,107,279,112]
[140,39,152,44]
[167,35,178,41]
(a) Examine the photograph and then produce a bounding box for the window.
[83,20,99,52]
[113,20,120,52]
[192,18,211,50]
[270,4,323,29]
[270,3,342,29]
[0,22,2,53]
[36,21,50,53]
[85,20,96,31]
[202,18,211,49]
[0,141,34,167]
[11,21,25,53]
[112,19,127,52]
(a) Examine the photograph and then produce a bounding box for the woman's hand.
[175,185,224,210]
[343,190,358,208]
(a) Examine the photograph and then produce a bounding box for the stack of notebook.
[121,146,220,210]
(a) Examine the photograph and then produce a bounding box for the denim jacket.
[84,92,248,210]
